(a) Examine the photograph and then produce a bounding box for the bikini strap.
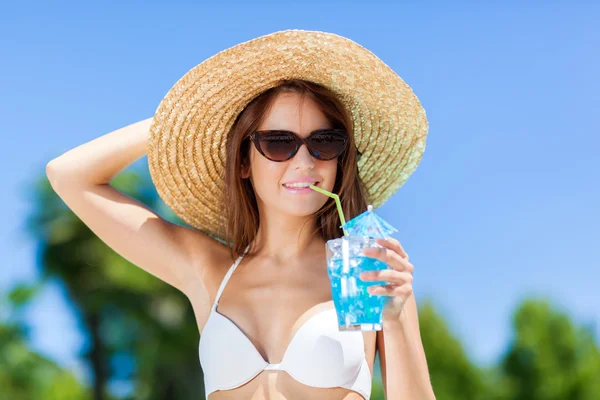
[212,244,250,310]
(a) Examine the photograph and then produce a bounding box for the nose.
[291,143,315,170]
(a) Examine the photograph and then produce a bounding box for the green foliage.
[371,379,386,399]
[417,297,600,400]
[500,298,600,400]
[419,299,489,400]
[0,319,90,400]
[8,283,42,308]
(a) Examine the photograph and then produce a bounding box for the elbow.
[46,160,59,183]
[46,159,77,192]
[46,159,66,186]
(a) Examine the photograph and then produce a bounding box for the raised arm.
[46,118,224,296]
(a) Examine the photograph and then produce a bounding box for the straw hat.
[147,29,428,241]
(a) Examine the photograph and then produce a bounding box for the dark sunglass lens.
[308,131,347,159]
[259,132,297,161]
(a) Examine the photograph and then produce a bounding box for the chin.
[281,203,323,218]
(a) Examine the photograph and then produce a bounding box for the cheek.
[251,156,285,192]
[321,160,339,190]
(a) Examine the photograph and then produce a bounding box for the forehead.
[258,92,332,135]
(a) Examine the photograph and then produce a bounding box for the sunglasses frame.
[248,128,353,162]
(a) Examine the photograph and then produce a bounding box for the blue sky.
[2,1,599,385]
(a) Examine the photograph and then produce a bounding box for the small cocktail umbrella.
[341,205,398,239]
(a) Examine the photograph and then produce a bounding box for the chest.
[215,263,333,363]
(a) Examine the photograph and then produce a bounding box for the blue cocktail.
[308,185,396,331]
[326,236,389,331]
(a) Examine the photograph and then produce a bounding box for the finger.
[363,246,413,272]
[360,270,413,285]
[376,237,409,261]
[367,284,397,295]
[368,283,413,297]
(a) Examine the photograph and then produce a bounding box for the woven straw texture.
[147,29,428,241]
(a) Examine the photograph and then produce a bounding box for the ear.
[241,163,250,179]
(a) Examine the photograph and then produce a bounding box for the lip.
[283,185,317,194]
[282,177,321,185]
[281,178,320,194]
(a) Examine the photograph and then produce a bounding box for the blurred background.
[1,1,599,399]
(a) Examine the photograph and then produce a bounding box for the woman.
[47,30,435,399]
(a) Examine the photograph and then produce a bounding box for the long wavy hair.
[222,79,369,259]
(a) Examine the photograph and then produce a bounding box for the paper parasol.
[341,205,398,238]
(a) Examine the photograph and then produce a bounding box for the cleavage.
[215,297,334,364]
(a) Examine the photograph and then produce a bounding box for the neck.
[251,212,325,263]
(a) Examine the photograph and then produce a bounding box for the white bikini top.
[198,245,372,399]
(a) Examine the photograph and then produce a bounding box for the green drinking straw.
[308,185,349,236]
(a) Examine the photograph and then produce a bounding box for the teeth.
[284,182,316,188]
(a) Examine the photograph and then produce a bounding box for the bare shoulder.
[179,229,237,317]
[180,228,234,289]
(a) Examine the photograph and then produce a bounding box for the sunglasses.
[247,128,354,162]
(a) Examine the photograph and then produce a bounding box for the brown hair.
[222,79,369,259]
